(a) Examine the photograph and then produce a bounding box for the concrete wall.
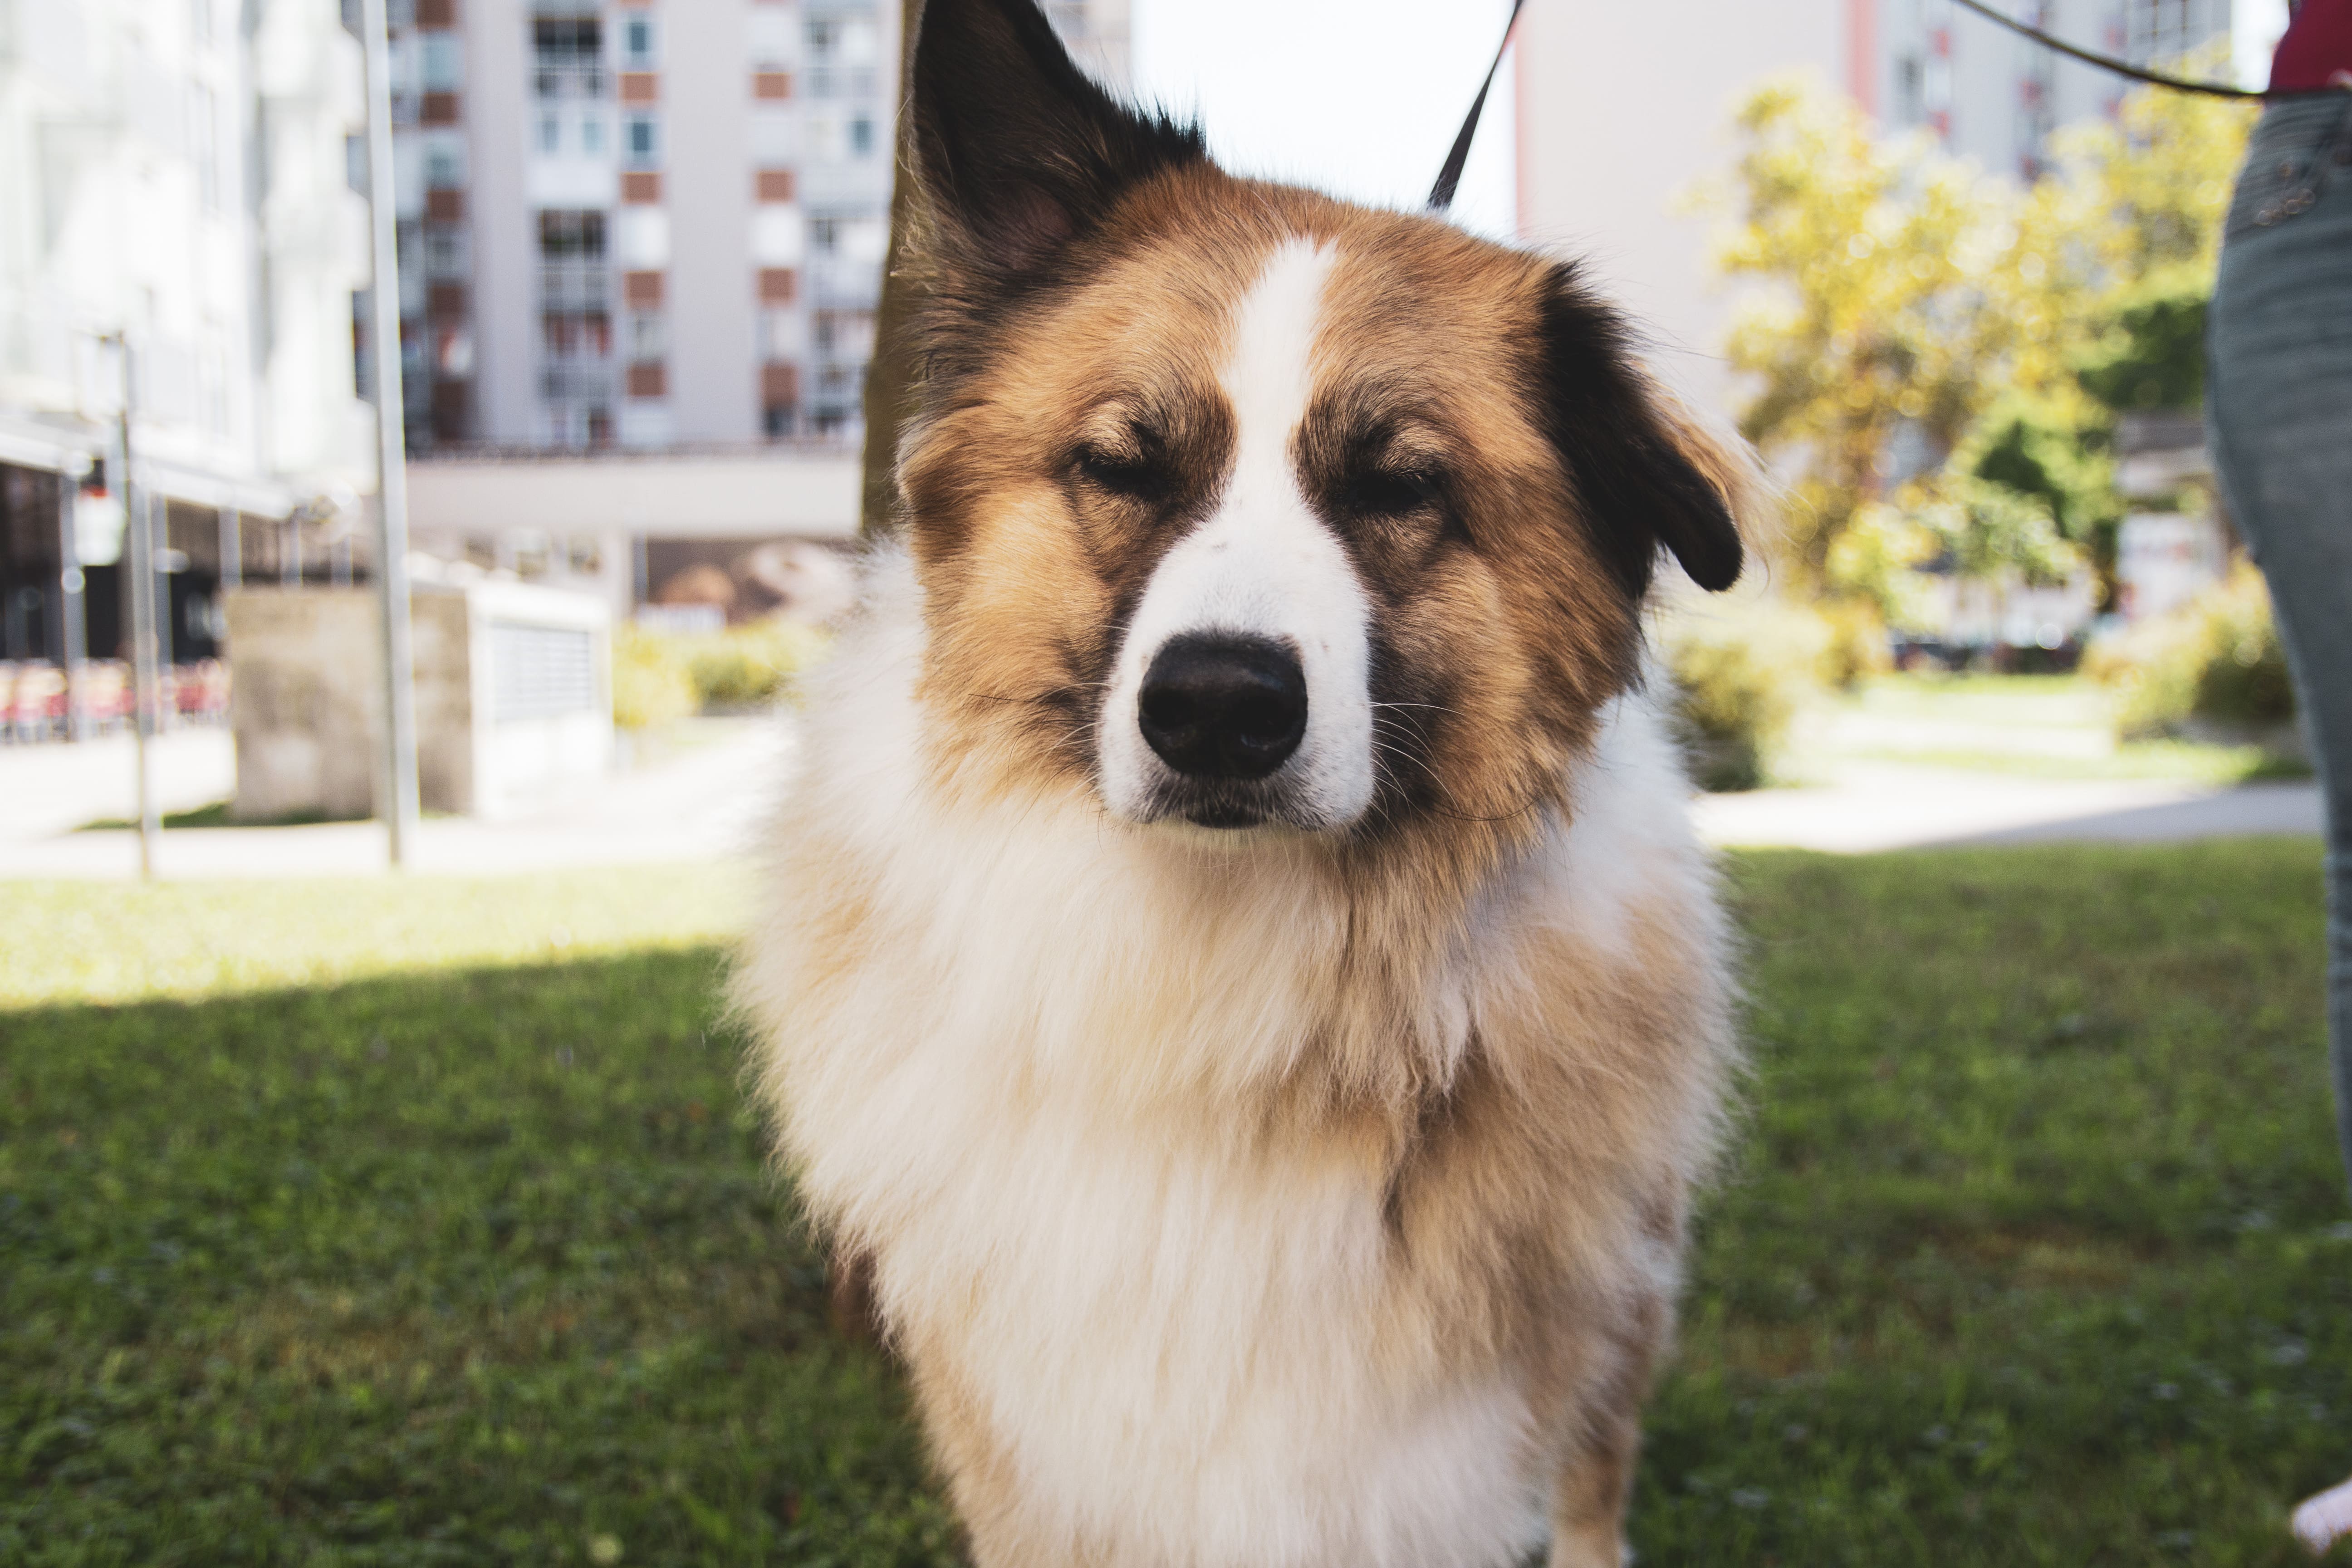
[228,589,400,821]
[226,579,609,822]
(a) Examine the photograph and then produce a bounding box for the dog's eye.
[1073,444,1173,504]
[1344,466,1444,518]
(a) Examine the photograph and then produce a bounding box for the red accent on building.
[757,268,798,304]
[1847,0,1878,115]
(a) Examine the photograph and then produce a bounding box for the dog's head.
[896,0,1749,843]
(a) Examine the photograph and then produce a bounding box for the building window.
[581,113,605,156]
[539,112,560,153]
[808,216,839,254]
[748,6,795,68]
[750,108,794,163]
[764,402,797,439]
[627,310,665,363]
[758,307,801,360]
[620,11,657,67]
[543,313,612,358]
[533,16,603,98]
[814,309,876,361]
[425,228,468,276]
[849,116,875,157]
[2126,0,2226,65]
[623,113,660,168]
[539,209,607,258]
[426,144,464,187]
[534,17,601,64]
[420,32,463,91]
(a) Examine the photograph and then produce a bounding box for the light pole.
[358,0,421,867]
[97,331,160,879]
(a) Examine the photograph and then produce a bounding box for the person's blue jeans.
[2208,90,2352,1201]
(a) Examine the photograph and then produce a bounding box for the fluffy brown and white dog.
[737,2,1755,1563]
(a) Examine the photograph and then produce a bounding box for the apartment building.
[387,0,1128,625]
[1873,0,2251,183]
[380,0,891,453]
[0,0,373,684]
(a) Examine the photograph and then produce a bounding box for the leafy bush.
[1660,598,1828,792]
[2082,563,2296,740]
[615,620,834,729]
[683,618,833,709]
[1815,598,1895,689]
[612,625,697,732]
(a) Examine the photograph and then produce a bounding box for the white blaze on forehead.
[1096,239,1378,831]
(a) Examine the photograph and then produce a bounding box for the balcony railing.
[802,65,878,99]
[534,62,608,100]
[540,356,614,402]
[539,263,609,311]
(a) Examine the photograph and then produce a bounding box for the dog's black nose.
[1137,633,1307,781]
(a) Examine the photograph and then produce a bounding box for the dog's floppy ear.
[911,0,1203,279]
[1537,265,1747,596]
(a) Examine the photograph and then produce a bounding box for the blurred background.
[0,0,2319,873]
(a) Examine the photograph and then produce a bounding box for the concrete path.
[0,729,238,842]
[0,720,793,880]
[1693,762,2323,853]
[0,721,2324,878]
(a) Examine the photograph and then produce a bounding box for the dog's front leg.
[1545,1288,1674,1568]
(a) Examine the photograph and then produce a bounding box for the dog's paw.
[2293,1475,2352,1556]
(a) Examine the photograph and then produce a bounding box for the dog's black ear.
[1537,266,1745,596]
[911,0,1203,277]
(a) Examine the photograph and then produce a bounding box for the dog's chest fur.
[740,555,1732,1568]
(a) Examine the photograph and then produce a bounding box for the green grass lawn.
[4,845,2347,1565]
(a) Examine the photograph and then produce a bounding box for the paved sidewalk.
[2,723,2323,878]
[1693,763,2323,853]
[0,720,794,880]
[0,729,237,842]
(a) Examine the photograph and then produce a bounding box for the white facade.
[0,0,374,676]
[0,0,372,509]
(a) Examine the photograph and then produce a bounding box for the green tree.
[1711,73,2255,614]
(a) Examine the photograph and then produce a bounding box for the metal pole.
[109,336,161,879]
[57,459,88,741]
[359,0,420,867]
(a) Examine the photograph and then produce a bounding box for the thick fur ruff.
[736,2,1754,1563]
[738,560,1738,1568]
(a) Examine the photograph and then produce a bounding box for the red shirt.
[2272,0,2352,90]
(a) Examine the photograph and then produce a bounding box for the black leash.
[1950,0,2344,101]
[1428,0,1524,212]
